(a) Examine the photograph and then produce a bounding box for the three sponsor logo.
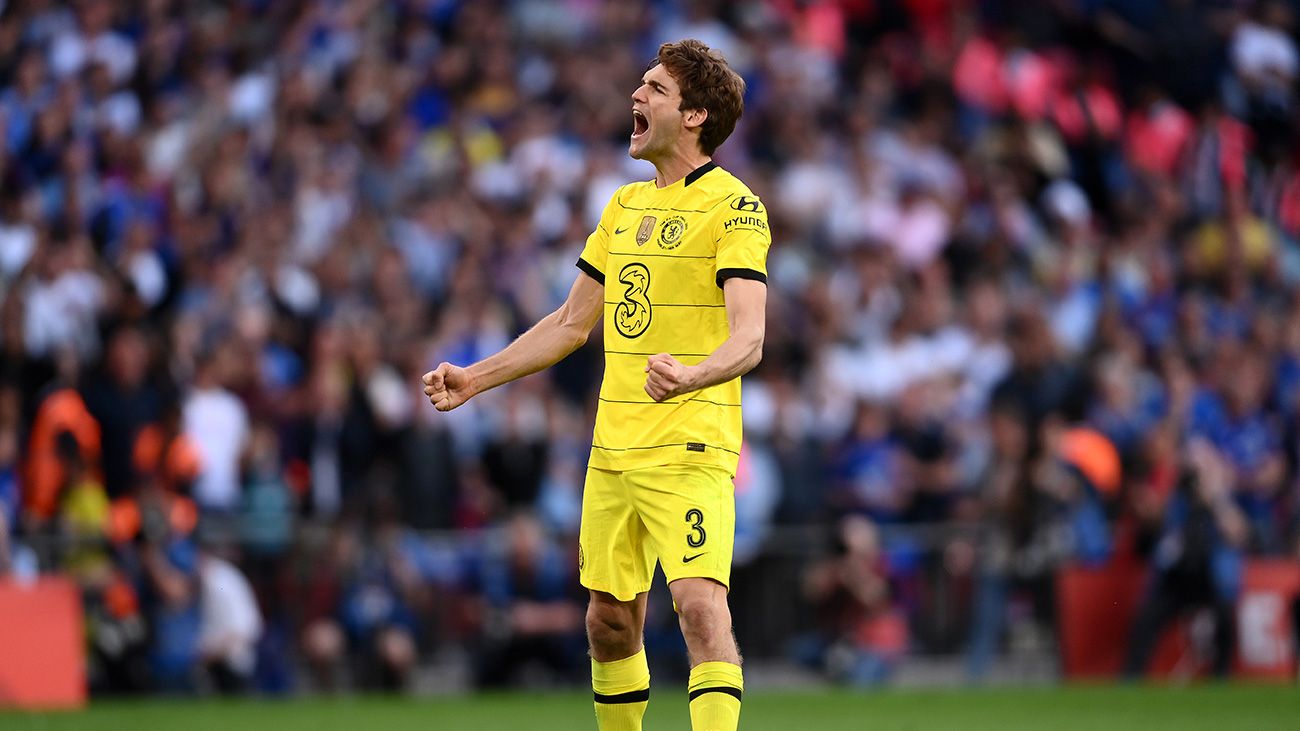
[614,262,652,338]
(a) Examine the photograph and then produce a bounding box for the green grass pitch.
[4,685,1298,730]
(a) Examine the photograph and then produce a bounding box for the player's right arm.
[422,272,603,411]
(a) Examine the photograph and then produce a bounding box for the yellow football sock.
[592,648,650,731]
[688,661,743,731]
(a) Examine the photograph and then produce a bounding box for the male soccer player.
[423,39,768,731]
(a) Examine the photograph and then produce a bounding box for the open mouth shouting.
[631,108,649,141]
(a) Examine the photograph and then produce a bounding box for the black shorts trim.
[577,258,605,285]
[688,686,742,702]
[715,268,767,288]
[594,688,650,704]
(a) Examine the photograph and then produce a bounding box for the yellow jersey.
[576,162,770,475]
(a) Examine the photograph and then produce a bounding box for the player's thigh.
[579,467,656,601]
[626,464,735,589]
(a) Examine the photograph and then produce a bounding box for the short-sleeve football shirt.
[576,162,770,475]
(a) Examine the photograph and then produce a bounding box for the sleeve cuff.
[715,268,767,288]
[576,258,604,285]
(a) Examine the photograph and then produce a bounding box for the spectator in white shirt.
[198,548,263,693]
[183,347,250,512]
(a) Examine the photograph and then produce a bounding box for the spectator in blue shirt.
[1188,347,1287,551]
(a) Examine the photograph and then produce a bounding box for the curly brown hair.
[654,39,745,156]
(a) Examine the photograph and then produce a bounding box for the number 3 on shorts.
[685,508,706,548]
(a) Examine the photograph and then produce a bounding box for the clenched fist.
[422,362,475,411]
[644,353,695,402]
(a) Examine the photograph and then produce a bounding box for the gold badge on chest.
[636,215,656,246]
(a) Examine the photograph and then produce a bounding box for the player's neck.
[651,146,712,189]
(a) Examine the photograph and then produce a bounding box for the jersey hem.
[587,444,739,476]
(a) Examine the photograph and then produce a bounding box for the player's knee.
[675,593,727,637]
[586,600,637,652]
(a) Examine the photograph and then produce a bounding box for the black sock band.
[594,688,650,704]
[688,686,742,702]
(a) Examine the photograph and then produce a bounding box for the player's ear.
[682,107,708,131]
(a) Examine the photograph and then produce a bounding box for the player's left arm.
[644,277,765,402]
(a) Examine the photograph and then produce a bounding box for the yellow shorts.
[578,463,735,602]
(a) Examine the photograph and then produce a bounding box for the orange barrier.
[1058,559,1300,680]
[0,577,86,708]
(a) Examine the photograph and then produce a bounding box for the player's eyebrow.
[641,77,667,94]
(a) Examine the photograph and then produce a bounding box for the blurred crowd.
[1,0,1300,694]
